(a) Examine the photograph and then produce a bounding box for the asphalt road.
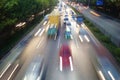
[0,1,120,80]
[72,3,120,46]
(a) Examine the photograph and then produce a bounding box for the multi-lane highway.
[71,2,120,47]
[0,1,120,80]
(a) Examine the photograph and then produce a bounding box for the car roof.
[65,26,71,32]
[59,44,71,57]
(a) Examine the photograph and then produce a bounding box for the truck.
[47,9,60,39]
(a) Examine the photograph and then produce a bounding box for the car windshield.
[63,48,70,57]
[66,22,71,26]
[65,31,71,36]
[79,28,86,35]
[64,18,68,21]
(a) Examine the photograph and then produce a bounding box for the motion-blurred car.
[47,24,58,39]
[72,15,76,20]
[79,27,86,36]
[59,44,73,71]
[44,14,49,20]
[63,17,69,24]
[23,56,43,80]
[64,26,73,39]
[66,21,71,26]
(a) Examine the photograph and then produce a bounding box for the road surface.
[0,1,120,80]
[71,3,120,47]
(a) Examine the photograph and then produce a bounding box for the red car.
[59,44,73,71]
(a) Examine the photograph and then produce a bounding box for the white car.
[63,17,69,24]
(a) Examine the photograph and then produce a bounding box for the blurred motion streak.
[90,11,100,17]
[0,64,11,78]
[34,28,41,36]
[7,64,19,80]
[98,70,106,80]
[79,35,83,42]
[108,71,115,80]
[39,29,45,36]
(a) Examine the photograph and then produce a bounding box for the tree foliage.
[74,0,120,18]
[0,0,57,31]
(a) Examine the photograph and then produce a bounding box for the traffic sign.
[96,0,103,6]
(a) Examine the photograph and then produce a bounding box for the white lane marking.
[57,37,61,48]
[36,38,44,48]
[37,60,45,80]
[34,28,41,36]
[108,71,115,80]
[39,29,45,37]
[79,35,83,42]
[81,23,84,28]
[60,57,62,71]
[46,25,50,32]
[84,35,90,42]
[43,21,47,25]
[71,35,73,39]
[0,64,11,78]
[77,24,79,28]
[24,75,27,80]
[37,76,40,80]
[74,38,79,48]
[72,30,79,48]
[69,56,73,71]
[54,33,57,40]
[98,70,106,80]
[7,64,19,80]
[32,65,36,71]
[81,23,87,29]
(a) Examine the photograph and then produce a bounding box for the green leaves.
[0,0,57,31]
